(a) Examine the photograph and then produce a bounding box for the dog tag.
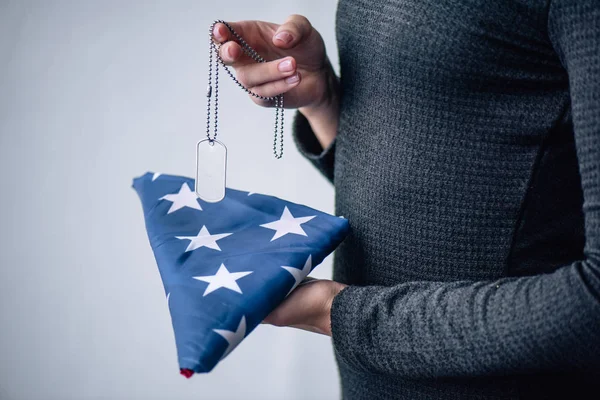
[195,139,227,203]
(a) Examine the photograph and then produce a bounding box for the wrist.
[322,282,347,337]
[299,60,340,119]
[297,61,340,150]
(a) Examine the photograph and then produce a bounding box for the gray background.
[0,1,340,399]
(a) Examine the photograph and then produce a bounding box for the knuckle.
[220,42,237,63]
[249,92,263,102]
[236,69,248,85]
[251,95,271,107]
[265,310,285,327]
[218,47,230,63]
[289,14,311,30]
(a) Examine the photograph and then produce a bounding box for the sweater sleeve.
[329,0,600,378]
[291,109,336,183]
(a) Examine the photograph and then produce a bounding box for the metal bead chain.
[206,20,284,159]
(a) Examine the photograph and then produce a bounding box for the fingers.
[250,72,301,99]
[216,51,301,97]
[212,21,244,44]
[209,18,307,102]
[212,22,254,67]
[272,14,312,49]
[236,56,296,88]
[218,41,243,65]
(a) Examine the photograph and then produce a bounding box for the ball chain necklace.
[196,20,285,203]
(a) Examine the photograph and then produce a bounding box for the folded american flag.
[132,172,350,376]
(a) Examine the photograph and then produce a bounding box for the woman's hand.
[212,15,340,149]
[263,278,347,336]
[213,15,335,111]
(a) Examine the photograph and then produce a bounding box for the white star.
[260,206,316,241]
[159,183,202,214]
[282,255,312,296]
[214,316,246,359]
[152,172,161,181]
[193,264,253,296]
[176,226,232,252]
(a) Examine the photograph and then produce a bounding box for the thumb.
[272,14,312,49]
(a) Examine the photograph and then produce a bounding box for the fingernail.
[225,44,233,58]
[213,26,223,41]
[274,31,293,44]
[285,74,299,84]
[278,59,293,72]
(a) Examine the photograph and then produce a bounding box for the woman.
[212,1,599,398]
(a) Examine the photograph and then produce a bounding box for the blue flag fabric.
[132,172,350,376]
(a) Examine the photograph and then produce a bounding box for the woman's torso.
[331,0,586,398]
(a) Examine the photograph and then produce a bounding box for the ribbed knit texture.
[293,0,600,399]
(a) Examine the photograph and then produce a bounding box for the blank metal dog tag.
[195,139,227,203]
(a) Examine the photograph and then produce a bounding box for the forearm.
[298,59,340,150]
[331,258,600,378]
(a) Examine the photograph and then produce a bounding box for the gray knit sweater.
[292,0,600,398]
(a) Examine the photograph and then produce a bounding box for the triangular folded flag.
[132,172,350,376]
